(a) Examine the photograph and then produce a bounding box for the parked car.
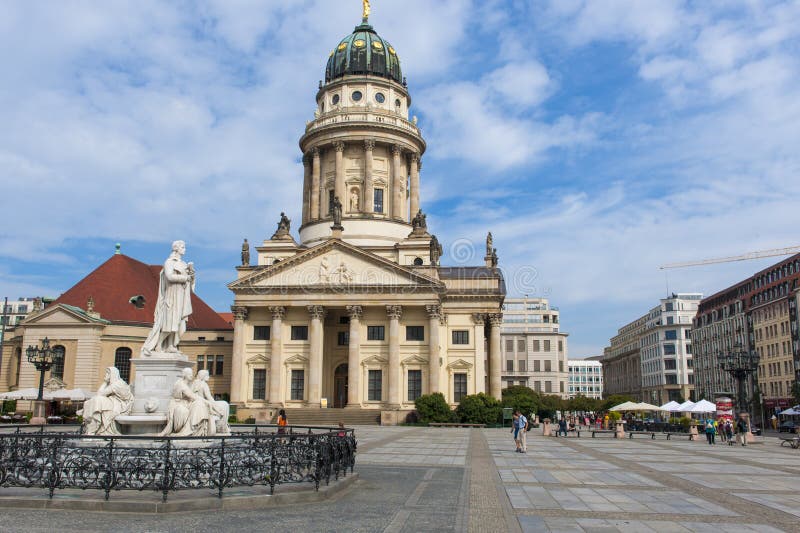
[779,420,797,433]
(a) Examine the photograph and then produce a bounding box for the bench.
[550,428,581,438]
[591,430,617,438]
[628,431,672,440]
[428,423,486,428]
[779,436,800,449]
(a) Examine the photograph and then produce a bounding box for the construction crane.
[659,245,800,270]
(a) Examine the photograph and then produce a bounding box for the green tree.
[414,393,454,423]
[456,393,502,425]
[566,395,599,413]
[501,385,538,417]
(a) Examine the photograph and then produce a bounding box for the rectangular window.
[664,359,677,370]
[665,302,674,312]
[374,188,384,213]
[517,339,526,352]
[665,374,678,385]
[452,330,469,345]
[558,340,563,352]
[368,369,382,401]
[291,370,304,400]
[533,340,540,352]
[215,355,224,376]
[665,330,678,340]
[534,381,541,392]
[291,325,309,341]
[197,355,204,373]
[206,356,215,374]
[454,373,467,402]
[667,316,674,325]
[544,340,551,351]
[518,359,527,372]
[545,360,551,372]
[534,360,540,372]
[559,361,563,373]
[252,369,266,400]
[505,339,514,352]
[253,326,269,341]
[506,360,514,372]
[337,331,349,346]
[367,325,385,341]
[408,370,422,401]
[545,381,552,393]
[339,316,350,324]
[328,189,335,215]
[560,381,564,393]
[406,326,424,341]
[663,344,676,355]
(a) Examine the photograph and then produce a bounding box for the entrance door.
[334,363,348,408]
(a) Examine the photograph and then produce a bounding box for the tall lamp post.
[26,337,57,424]
[718,342,760,418]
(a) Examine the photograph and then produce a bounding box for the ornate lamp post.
[26,337,57,423]
[718,342,760,417]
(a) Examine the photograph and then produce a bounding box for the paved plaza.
[1,427,799,532]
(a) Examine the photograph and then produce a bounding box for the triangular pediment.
[246,354,270,365]
[284,354,308,365]
[229,240,444,293]
[361,354,388,366]
[447,358,473,370]
[22,304,108,326]
[44,377,66,391]
[402,355,428,366]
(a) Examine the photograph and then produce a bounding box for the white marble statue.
[159,368,212,437]
[81,367,134,435]
[142,240,195,357]
[194,369,231,435]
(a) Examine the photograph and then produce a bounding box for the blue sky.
[2,0,800,357]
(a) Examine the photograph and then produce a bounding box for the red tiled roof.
[218,312,234,327]
[53,254,232,330]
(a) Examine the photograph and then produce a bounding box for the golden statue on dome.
[363,0,370,21]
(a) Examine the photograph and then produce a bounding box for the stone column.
[308,305,325,406]
[310,147,321,220]
[347,305,363,407]
[409,152,420,218]
[334,141,345,209]
[364,139,375,214]
[391,145,403,220]
[387,305,402,406]
[488,313,503,400]
[472,313,486,394]
[425,304,441,395]
[229,306,248,406]
[302,155,311,225]
[268,306,285,406]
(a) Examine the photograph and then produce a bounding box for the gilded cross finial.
[363,0,370,22]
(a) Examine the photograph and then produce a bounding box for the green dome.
[325,22,403,84]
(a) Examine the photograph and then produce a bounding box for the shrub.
[414,393,454,423]
[244,417,256,425]
[228,415,238,424]
[456,393,502,425]
[608,411,621,421]
[678,416,693,429]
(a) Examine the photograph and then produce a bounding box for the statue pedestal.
[131,357,195,416]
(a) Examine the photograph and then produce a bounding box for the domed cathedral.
[228,3,505,424]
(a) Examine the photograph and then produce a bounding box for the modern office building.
[567,359,603,399]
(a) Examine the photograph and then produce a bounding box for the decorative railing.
[0,425,356,502]
[305,108,421,136]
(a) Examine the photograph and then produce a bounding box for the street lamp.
[26,337,58,422]
[718,342,760,418]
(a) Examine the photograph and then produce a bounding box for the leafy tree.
[456,393,502,425]
[501,385,538,417]
[566,395,599,413]
[414,393,454,423]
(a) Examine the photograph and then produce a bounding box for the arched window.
[114,347,133,383]
[51,345,66,380]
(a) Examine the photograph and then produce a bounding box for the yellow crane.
[659,245,800,270]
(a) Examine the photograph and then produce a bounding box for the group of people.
[704,416,751,446]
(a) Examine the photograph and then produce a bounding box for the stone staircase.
[276,408,382,426]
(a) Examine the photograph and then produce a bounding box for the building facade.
[602,316,646,401]
[500,297,568,397]
[1,298,43,330]
[0,252,233,405]
[567,359,603,399]
[228,13,505,421]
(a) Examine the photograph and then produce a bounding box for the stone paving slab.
[733,492,800,518]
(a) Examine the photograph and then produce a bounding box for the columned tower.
[298,13,426,249]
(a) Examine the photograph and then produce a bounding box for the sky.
[2,0,800,357]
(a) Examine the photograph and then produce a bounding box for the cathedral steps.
[277,408,382,426]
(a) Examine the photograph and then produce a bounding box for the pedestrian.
[277,409,288,434]
[771,414,778,431]
[511,412,520,452]
[736,415,748,447]
[516,410,528,453]
[725,420,734,445]
[558,417,568,437]
[717,419,726,443]
[337,421,346,437]
[704,418,715,445]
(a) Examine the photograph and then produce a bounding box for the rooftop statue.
[141,240,195,358]
[241,238,250,266]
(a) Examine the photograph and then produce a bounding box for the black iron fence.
[0,424,356,502]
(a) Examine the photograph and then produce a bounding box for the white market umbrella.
[690,399,717,413]
[48,388,93,401]
[0,388,42,401]
[610,401,639,412]
[676,400,696,412]
[778,408,800,416]
[633,402,665,411]
[660,401,681,412]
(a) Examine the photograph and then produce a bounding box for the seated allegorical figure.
[81,367,134,435]
[193,369,231,435]
[159,368,212,437]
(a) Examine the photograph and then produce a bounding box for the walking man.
[736,414,749,447]
[514,410,528,453]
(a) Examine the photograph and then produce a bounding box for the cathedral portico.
[228,7,504,423]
